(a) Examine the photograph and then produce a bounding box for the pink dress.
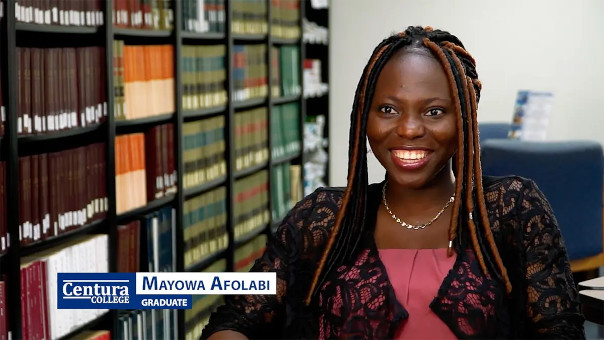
[378,248,457,339]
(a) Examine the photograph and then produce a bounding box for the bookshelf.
[0,0,328,338]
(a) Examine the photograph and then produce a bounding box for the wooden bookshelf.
[0,0,327,338]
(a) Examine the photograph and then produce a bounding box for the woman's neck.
[385,170,456,213]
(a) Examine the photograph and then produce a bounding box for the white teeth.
[393,150,428,160]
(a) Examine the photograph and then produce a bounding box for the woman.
[202,26,584,339]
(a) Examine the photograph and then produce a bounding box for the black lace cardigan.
[201,176,585,339]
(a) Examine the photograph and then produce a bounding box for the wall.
[328,0,604,186]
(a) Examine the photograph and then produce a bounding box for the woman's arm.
[519,180,585,338]
[200,188,337,339]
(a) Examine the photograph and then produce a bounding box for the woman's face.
[367,49,458,190]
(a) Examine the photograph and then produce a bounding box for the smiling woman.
[201,26,585,339]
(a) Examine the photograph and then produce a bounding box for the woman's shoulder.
[482,174,541,202]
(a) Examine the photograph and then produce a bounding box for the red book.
[39,261,50,340]
[31,48,42,134]
[0,162,6,252]
[166,123,176,192]
[160,124,168,196]
[20,265,28,340]
[0,280,7,340]
[19,156,32,245]
[30,155,40,242]
[39,154,50,240]
[129,221,141,272]
[144,126,157,201]
[117,224,130,272]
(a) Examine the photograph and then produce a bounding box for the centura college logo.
[58,273,192,310]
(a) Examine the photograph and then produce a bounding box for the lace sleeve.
[201,188,338,339]
[519,180,585,338]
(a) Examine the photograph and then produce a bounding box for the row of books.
[117,220,141,273]
[113,41,175,121]
[270,0,301,40]
[19,234,109,340]
[183,186,228,269]
[233,44,268,103]
[182,0,226,33]
[15,0,104,26]
[272,45,301,98]
[145,124,178,200]
[271,102,301,159]
[118,309,176,340]
[233,170,270,241]
[234,107,269,172]
[0,163,6,254]
[18,143,107,246]
[181,45,227,112]
[115,129,177,215]
[117,206,175,273]
[185,260,226,340]
[231,0,268,35]
[235,234,267,272]
[271,162,302,222]
[17,47,107,135]
[113,0,174,30]
[182,116,226,190]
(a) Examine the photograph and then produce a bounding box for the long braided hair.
[305,26,512,305]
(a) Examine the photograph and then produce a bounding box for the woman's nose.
[395,114,425,139]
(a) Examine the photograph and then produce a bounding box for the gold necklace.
[382,181,455,230]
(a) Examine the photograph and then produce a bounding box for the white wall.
[328,0,604,186]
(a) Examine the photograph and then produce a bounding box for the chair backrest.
[478,122,511,145]
[481,139,604,260]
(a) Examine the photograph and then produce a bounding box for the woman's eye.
[379,105,398,115]
[425,108,444,117]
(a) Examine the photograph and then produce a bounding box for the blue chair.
[478,122,511,144]
[481,139,604,272]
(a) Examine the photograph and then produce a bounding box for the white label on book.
[87,12,92,26]
[94,198,99,214]
[87,203,92,218]
[17,117,22,133]
[1,107,4,121]
[80,12,85,26]
[71,111,77,127]
[18,226,22,241]
[1,237,5,251]
[45,10,51,24]
[59,10,64,25]
[81,113,86,127]
[48,115,54,131]
[54,221,58,236]
[104,198,108,211]
[35,224,41,241]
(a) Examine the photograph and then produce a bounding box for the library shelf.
[185,249,228,272]
[115,113,175,132]
[271,37,300,45]
[232,33,267,42]
[234,161,268,180]
[113,27,172,37]
[18,123,105,144]
[181,31,226,40]
[234,224,268,247]
[272,94,301,105]
[271,151,301,166]
[15,23,99,34]
[184,175,227,198]
[56,310,112,340]
[20,218,106,257]
[233,97,266,110]
[182,105,227,120]
[116,194,176,223]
